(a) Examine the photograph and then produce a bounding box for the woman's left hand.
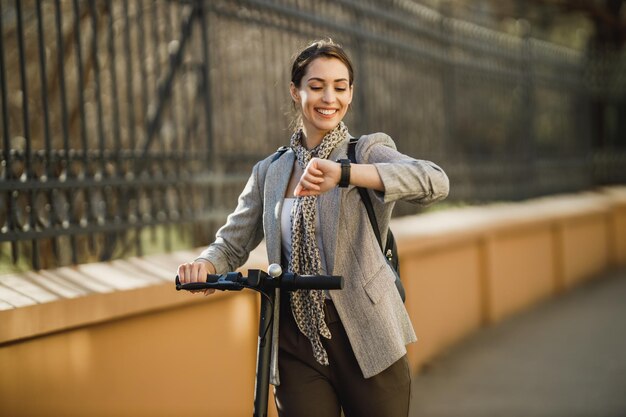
[294,157,341,197]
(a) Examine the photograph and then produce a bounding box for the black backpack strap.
[271,145,289,163]
[348,138,384,253]
[349,137,404,302]
[269,145,290,268]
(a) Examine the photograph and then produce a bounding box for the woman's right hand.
[177,259,217,296]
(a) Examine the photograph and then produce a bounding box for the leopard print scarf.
[288,121,348,366]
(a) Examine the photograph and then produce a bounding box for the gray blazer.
[198,132,449,385]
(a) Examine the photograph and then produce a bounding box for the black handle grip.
[281,274,344,291]
[176,281,214,291]
[175,274,235,291]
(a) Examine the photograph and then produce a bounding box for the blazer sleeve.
[357,132,449,206]
[196,161,266,274]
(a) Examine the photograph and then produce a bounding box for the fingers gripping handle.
[175,273,242,291]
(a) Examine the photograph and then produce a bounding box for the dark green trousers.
[274,296,411,417]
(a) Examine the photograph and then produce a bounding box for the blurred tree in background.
[415,0,624,50]
[415,0,626,149]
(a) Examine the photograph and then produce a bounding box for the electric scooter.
[176,264,343,417]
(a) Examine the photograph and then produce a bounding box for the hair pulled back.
[291,39,354,88]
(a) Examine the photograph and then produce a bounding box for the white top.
[280,198,328,276]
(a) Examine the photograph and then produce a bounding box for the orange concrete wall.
[0,292,259,417]
[610,207,626,265]
[616,207,626,264]
[605,188,626,265]
[485,226,556,322]
[559,214,610,287]
[403,241,483,370]
[1,187,625,416]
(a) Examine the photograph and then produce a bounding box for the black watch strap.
[337,158,351,188]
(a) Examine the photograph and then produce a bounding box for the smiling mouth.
[316,108,338,116]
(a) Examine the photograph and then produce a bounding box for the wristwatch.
[337,159,351,188]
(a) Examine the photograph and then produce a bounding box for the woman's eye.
[336,88,347,92]
[310,86,322,91]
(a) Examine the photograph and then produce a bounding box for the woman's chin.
[313,119,341,133]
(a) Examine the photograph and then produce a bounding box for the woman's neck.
[301,127,325,150]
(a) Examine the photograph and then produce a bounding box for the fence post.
[351,9,368,133]
[439,2,455,161]
[16,0,41,269]
[0,0,19,264]
[197,0,214,171]
[519,20,535,198]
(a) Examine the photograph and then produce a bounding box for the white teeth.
[317,108,337,115]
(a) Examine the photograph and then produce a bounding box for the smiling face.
[290,57,353,147]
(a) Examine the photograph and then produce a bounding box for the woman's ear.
[289,82,300,103]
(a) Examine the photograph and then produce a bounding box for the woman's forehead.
[304,57,350,82]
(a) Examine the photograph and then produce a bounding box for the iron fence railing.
[1,0,625,270]
[0,0,220,269]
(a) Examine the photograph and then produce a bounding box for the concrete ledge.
[0,249,269,344]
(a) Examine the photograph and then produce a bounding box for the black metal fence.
[1,0,625,270]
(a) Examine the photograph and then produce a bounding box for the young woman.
[177,39,449,417]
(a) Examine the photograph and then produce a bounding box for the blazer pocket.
[363,263,396,304]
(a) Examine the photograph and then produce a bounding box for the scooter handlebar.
[175,271,343,291]
[280,273,343,291]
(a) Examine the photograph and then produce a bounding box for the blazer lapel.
[263,149,295,265]
[319,136,350,274]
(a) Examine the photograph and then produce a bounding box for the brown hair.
[291,39,354,87]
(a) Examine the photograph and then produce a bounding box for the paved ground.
[409,269,626,417]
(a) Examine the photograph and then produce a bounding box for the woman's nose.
[322,88,335,103]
